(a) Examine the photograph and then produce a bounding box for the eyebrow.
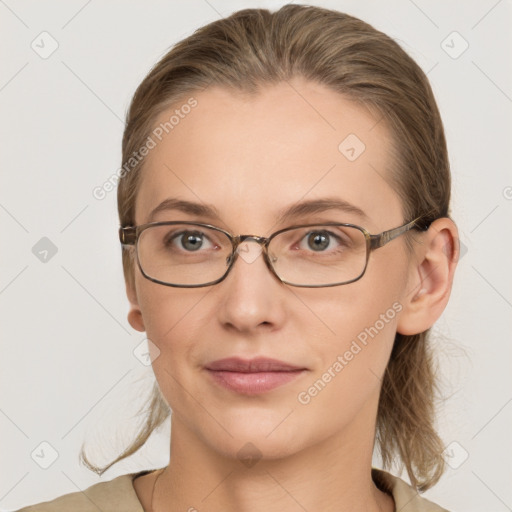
[146,197,369,225]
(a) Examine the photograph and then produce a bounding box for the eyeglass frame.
[119,216,431,288]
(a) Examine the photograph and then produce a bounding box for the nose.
[215,239,287,333]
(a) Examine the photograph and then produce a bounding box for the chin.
[209,431,304,464]
[193,408,315,463]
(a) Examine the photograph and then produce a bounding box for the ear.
[396,217,460,335]
[126,278,145,333]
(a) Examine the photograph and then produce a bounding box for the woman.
[17,4,459,511]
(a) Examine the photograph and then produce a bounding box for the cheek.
[136,277,211,369]
[300,267,404,398]
[308,265,403,350]
[137,274,208,335]
[136,282,214,416]
[293,293,400,433]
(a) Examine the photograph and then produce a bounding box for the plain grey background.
[1,1,511,510]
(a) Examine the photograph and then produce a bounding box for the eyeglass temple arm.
[369,216,429,250]
[119,227,137,245]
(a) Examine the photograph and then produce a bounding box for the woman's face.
[129,78,418,461]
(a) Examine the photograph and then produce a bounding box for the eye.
[165,230,216,252]
[299,230,347,252]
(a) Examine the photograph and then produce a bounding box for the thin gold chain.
[150,467,166,512]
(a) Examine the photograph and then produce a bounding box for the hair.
[80,3,453,492]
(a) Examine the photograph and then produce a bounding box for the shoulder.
[15,467,450,511]
[372,468,450,512]
[14,471,150,512]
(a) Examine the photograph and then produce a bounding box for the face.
[128,78,416,462]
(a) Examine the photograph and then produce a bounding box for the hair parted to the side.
[80,4,452,492]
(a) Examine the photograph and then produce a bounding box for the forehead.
[134,78,402,231]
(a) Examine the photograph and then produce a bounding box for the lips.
[205,357,307,395]
[206,357,305,372]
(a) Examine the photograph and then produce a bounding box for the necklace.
[150,467,166,512]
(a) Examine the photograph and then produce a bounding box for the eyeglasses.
[119,217,429,288]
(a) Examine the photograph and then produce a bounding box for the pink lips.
[205,357,307,395]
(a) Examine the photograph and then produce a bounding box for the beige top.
[15,468,449,511]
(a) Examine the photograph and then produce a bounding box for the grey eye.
[306,232,331,251]
[180,232,204,251]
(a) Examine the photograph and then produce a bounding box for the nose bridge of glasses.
[233,235,269,264]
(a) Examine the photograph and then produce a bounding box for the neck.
[151,410,394,512]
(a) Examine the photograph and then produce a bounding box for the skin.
[127,77,459,512]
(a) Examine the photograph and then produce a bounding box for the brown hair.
[81,3,452,491]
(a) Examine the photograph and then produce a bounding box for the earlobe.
[396,217,459,336]
[126,280,146,332]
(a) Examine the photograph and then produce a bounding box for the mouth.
[204,357,308,395]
